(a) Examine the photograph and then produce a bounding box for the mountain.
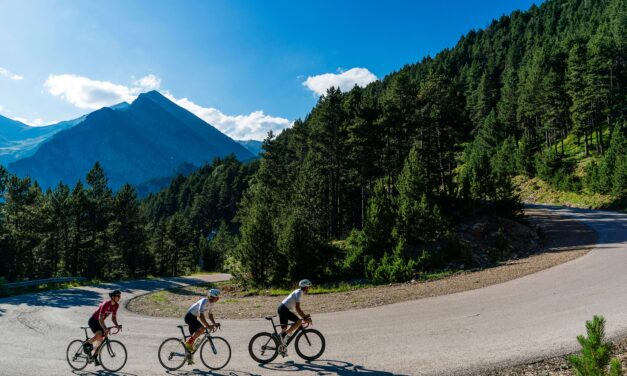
[0,115,79,165]
[8,91,255,189]
[237,139,263,156]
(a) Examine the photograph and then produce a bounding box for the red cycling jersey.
[91,300,119,320]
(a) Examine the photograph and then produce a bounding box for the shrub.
[568,315,623,376]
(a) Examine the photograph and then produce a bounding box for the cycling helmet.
[299,279,312,288]
[208,288,221,298]
[109,290,121,298]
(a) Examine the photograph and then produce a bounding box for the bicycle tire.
[98,339,127,372]
[158,337,187,371]
[294,329,325,361]
[200,336,231,370]
[66,339,89,370]
[248,332,279,364]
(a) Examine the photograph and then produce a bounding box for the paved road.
[0,205,625,376]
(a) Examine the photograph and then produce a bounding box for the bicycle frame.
[80,326,119,359]
[265,316,307,347]
[176,325,220,355]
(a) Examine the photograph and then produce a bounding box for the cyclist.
[84,290,123,365]
[278,279,313,343]
[183,288,221,362]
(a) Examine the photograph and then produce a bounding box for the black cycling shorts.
[88,317,104,334]
[277,304,298,328]
[185,312,203,336]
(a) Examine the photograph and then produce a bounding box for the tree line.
[0,156,256,282]
[1,0,625,286]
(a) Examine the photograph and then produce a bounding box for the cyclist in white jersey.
[183,288,221,359]
[277,279,312,343]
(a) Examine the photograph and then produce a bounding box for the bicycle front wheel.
[295,329,325,361]
[248,332,279,364]
[66,339,89,370]
[99,339,127,372]
[158,337,187,371]
[200,336,231,370]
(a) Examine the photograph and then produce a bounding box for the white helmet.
[208,288,221,298]
[299,279,312,288]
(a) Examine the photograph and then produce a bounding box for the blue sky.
[0,0,540,140]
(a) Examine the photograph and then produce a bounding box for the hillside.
[8,91,254,189]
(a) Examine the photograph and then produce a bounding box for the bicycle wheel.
[295,329,325,361]
[158,337,187,370]
[200,336,231,370]
[66,339,89,370]
[248,332,279,364]
[98,339,127,372]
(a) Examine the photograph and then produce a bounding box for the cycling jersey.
[281,289,303,311]
[91,300,119,320]
[187,298,214,317]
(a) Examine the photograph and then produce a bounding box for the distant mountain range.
[237,140,263,156]
[3,91,256,189]
[0,115,82,165]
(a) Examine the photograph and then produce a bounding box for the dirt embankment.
[127,207,596,322]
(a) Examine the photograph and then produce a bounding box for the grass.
[514,175,619,210]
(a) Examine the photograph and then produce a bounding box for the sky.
[0,0,540,140]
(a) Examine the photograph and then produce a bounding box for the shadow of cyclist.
[260,359,409,375]
[165,369,261,376]
[72,370,139,376]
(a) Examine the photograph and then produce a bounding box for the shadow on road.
[0,307,5,317]
[260,359,409,376]
[0,287,103,309]
[524,204,626,254]
[167,369,261,376]
[72,370,139,376]
[0,276,213,309]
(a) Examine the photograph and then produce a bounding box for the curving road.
[0,204,626,376]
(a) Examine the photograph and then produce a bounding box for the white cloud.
[44,73,161,110]
[42,72,290,140]
[0,67,23,81]
[0,105,3,112]
[164,93,291,140]
[303,67,377,96]
[12,117,54,127]
[134,74,161,91]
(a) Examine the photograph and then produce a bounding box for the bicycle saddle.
[265,315,276,320]
[177,325,187,329]
[80,326,90,330]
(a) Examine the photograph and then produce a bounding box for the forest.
[0,0,625,287]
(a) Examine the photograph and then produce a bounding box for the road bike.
[158,324,231,371]
[66,326,127,372]
[248,315,325,364]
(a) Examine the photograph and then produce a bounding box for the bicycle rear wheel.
[200,336,231,370]
[98,339,127,372]
[295,329,325,360]
[66,339,89,370]
[158,337,187,370]
[248,332,279,364]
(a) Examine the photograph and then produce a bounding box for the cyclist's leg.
[184,312,203,347]
[278,304,300,336]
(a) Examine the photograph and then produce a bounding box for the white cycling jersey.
[281,289,303,311]
[187,298,214,317]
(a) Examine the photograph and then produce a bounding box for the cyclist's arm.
[208,313,217,326]
[199,313,212,328]
[295,303,308,320]
[111,314,119,328]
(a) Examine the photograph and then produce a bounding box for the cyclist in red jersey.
[83,290,123,365]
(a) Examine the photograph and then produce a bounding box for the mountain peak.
[137,90,167,101]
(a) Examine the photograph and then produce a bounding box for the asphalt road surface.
[0,204,625,376]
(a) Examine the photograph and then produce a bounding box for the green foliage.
[568,315,624,376]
